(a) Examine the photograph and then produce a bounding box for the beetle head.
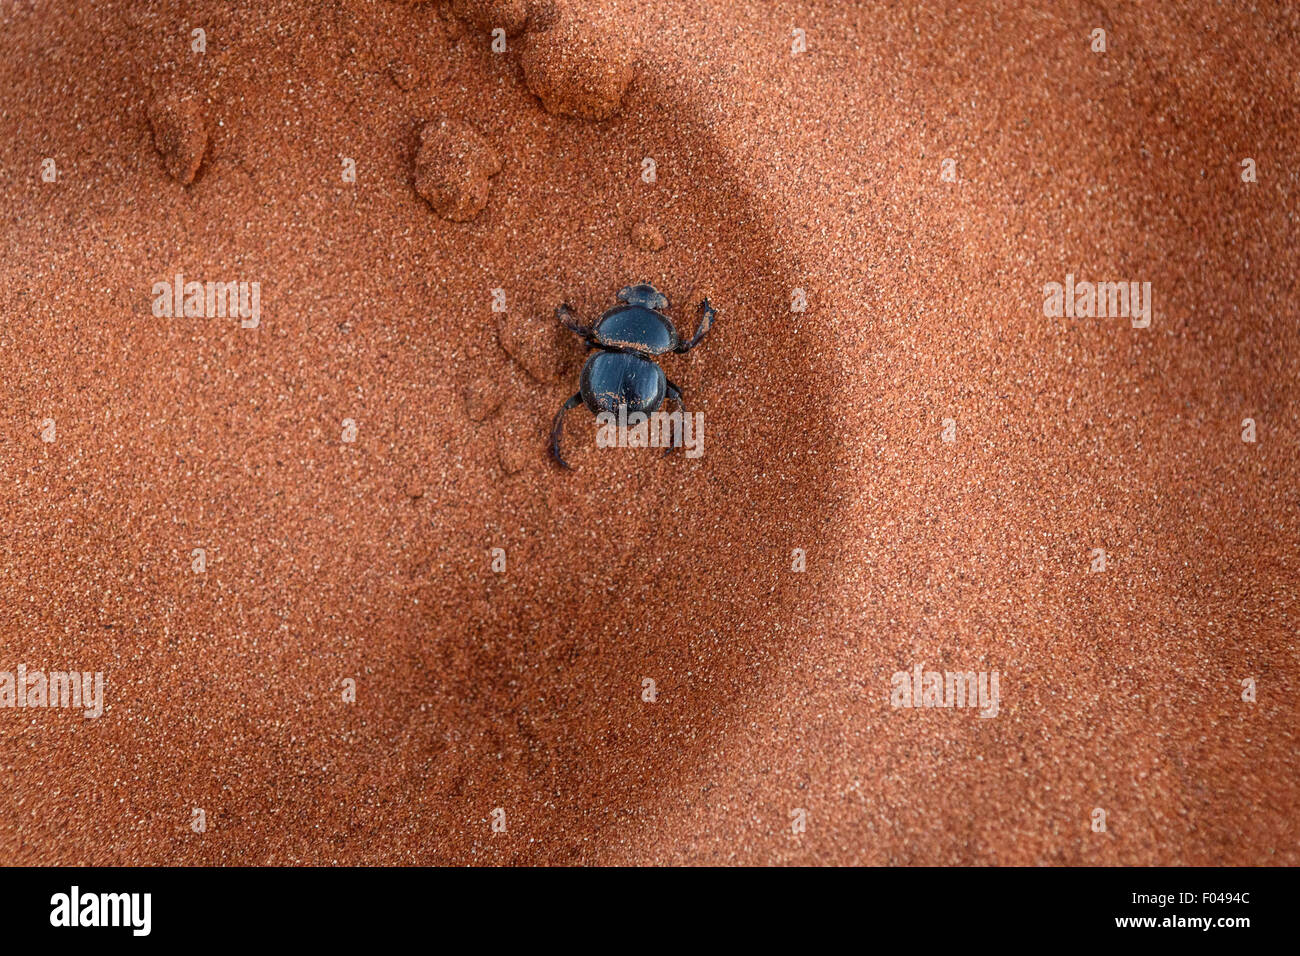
[617,283,670,312]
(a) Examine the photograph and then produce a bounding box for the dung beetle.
[551,283,716,469]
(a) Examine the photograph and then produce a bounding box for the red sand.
[1,0,1296,865]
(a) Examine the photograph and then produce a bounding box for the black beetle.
[550,283,716,469]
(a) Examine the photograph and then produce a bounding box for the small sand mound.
[450,0,530,36]
[631,220,665,251]
[520,11,632,120]
[413,118,502,221]
[147,92,207,185]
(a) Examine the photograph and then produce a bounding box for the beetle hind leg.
[550,391,583,470]
[661,381,685,458]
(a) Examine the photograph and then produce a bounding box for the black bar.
[0,866,1288,943]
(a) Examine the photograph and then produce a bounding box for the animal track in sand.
[148,91,209,185]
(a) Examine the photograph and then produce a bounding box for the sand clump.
[147,92,207,185]
[450,0,530,36]
[631,220,665,251]
[520,10,632,120]
[413,118,502,221]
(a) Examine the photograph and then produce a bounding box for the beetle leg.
[550,391,583,469]
[675,298,715,352]
[557,303,595,342]
[661,381,685,457]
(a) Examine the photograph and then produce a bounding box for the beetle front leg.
[557,303,595,343]
[675,298,715,353]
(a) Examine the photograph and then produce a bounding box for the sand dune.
[1,0,1296,865]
